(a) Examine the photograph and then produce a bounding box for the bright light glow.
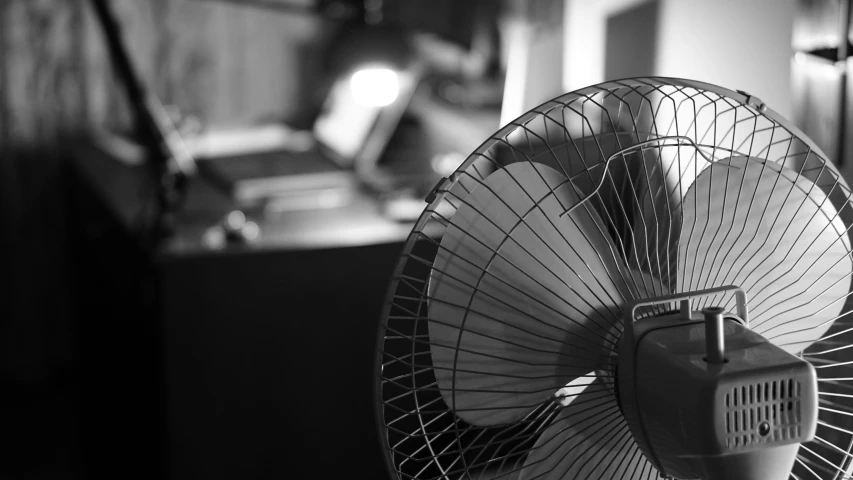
[430,152,466,176]
[554,374,596,407]
[349,67,399,107]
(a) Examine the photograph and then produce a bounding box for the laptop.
[195,68,419,207]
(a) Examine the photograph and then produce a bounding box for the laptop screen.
[313,67,417,170]
[313,74,383,165]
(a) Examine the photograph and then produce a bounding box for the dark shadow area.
[604,1,658,81]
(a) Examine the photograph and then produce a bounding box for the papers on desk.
[88,124,316,165]
[186,124,316,159]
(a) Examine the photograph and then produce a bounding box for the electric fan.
[375,78,853,480]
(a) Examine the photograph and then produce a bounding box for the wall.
[562,0,651,92]
[500,0,565,125]
[563,0,796,118]
[1,0,324,146]
[654,0,796,118]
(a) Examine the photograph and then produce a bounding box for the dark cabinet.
[69,143,410,479]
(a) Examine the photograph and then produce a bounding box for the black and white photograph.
[1,1,853,479]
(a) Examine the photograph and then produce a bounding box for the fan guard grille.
[375,77,853,480]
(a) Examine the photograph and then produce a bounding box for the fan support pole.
[702,306,726,364]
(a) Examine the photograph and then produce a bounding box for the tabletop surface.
[70,137,428,260]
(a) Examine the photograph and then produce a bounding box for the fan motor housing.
[618,310,818,480]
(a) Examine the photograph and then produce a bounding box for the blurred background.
[0,0,850,478]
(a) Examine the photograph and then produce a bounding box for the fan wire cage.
[376,77,853,480]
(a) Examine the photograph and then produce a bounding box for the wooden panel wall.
[1,0,326,145]
[0,0,328,383]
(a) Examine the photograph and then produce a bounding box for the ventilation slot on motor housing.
[724,379,801,448]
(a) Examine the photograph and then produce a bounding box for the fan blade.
[679,156,852,354]
[429,162,634,426]
[518,377,657,480]
[630,162,680,291]
[624,265,670,309]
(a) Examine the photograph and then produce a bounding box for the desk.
[68,139,422,479]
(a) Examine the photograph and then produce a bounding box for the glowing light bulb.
[349,67,400,107]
